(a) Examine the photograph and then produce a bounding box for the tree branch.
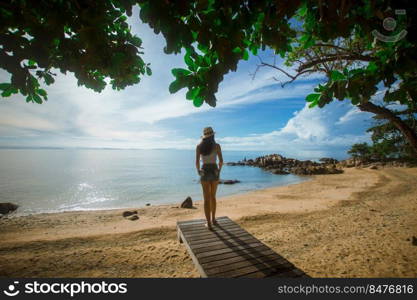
[297,54,374,72]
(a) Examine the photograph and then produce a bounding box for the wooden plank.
[178,217,232,228]
[177,224,208,277]
[190,235,261,250]
[177,217,225,225]
[195,241,265,256]
[177,216,307,278]
[182,227,247,237]
[178,217,236,226]
[180,222,242,234]
[184,229,250,241]
[188,233,253,246]
[186,230,251,243]
[212,260,294,278]
[178,217,228,225]
[199,247,276,265]
[205,254,288,276]
[202,250,282,270]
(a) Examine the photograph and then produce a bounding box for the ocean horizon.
[0,148,307,216]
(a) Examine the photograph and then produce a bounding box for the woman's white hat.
[201,126,215,139]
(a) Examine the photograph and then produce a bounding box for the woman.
[196,127,223,230]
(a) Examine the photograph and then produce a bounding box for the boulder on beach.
[0,202,19,215]
[181,196,193,208]
[122,210,137,218]
[127,215,139,221]
[219,179,241,184]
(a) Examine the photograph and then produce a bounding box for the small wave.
[78,182,93,191]
[59,195,113,211]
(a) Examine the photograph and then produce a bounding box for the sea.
[0,149,307,215]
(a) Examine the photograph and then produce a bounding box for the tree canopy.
[0,0,149,103]
[1,1,416,152]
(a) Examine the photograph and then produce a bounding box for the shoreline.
[1,167,417,277]
[3,174,310,218]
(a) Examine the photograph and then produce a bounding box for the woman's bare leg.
[201,181,212,229]
[210,180,219,224]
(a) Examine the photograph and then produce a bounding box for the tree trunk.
[358,101,417,156]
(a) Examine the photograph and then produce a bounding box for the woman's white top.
[201,148,217,164]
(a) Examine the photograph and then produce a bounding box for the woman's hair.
[199,135,216,156]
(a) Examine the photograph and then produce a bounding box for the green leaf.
[313,84,325,93]
[1,89,12,97]
[43,73,55,85]
[330,70,345,81]
[168,79,187,94]
[131,36,142,47]
[299,34,308,42]
[306,93,320,102]
[28,60,36,67]
[232,47,242,54]
[303,37,315,49]
[193,96,204,107]
[318,94,332,107]
[0,83,11,91]
[298,3,308,17]
[171,68,191,77]
[184,53,195,69]
[366,61,378,73]
[332,81,347,100]
[186,87,200,100]
[146,66,152,76]
[384,89,406,103]
[242,49,249,61]
[37,89,47,98]
[33,93,42,104]
[351,97,360,105]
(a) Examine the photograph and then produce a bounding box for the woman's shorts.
[200,163,219,182]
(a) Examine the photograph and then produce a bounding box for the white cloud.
[217,101,373,159]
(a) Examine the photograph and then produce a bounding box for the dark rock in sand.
[219,179,241,184]
[127,215,139,221]
[146,203,151,206]
[122,210,137,218]
[0,202,18,215]
[412,236,417,246]
[181,196,193,209]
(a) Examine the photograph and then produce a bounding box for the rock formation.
[0,202,19,215]
[226,154,343,175]
[181,196,193,208]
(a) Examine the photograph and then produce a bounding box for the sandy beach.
[0,167,416,278]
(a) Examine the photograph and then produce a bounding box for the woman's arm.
[195,145,201,174]
[217,144,223,171]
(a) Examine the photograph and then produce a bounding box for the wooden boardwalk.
[177,216,309,278]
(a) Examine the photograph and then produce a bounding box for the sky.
[0,8,375,160]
